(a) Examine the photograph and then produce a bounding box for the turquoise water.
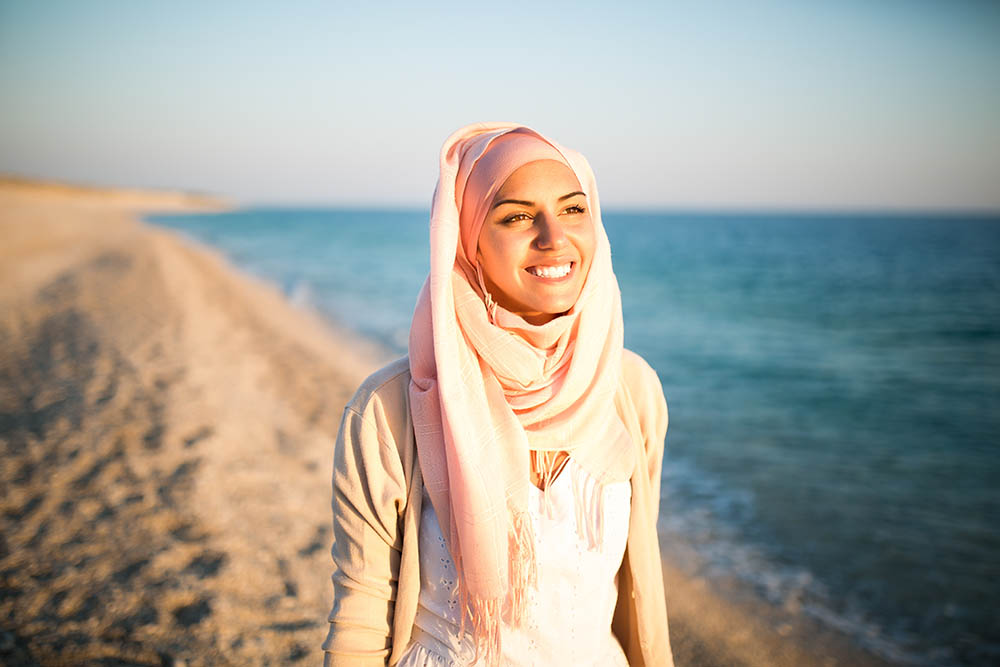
[149,209,1000,666]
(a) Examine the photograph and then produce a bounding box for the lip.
[524,260,576,283]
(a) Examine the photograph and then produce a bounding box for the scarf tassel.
[508,507,538,626]
[469,597,502,667]
[460,508,538,667]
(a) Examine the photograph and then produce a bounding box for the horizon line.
[233,200,1000,218]
[6,172,999,218]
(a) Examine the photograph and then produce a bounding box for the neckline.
[529,454,572,494]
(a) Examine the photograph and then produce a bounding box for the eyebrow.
[491,191,586,210]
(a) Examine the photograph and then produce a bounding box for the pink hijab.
[408,122,634,663]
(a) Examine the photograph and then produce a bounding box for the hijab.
[408,122,634,664]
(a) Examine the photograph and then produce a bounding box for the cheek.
[478,235,499,269]
[478,233,516,286]
[576,224,597,266]
[481,230,522,267]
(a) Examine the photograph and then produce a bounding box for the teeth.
[527,263,572,279]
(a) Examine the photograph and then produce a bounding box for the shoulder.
[620,348,668,445]
[345,355,412,419]
[621,349,665,408]
[622,348,659,387]
[338,356,415,469]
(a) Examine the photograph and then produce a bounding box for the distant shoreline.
[0,174,233,212]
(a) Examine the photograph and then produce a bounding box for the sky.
[1,0,999,211]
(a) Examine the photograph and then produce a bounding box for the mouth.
[525,261,575,281]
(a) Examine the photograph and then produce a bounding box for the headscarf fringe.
[470,597,502,667]
[508,507,538,626]
[458,509,537,666]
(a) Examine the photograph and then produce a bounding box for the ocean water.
[148,209,1000,666]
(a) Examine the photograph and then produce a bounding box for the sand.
[0,178,891,665]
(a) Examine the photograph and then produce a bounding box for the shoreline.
[0,179,889,665]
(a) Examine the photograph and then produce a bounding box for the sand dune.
[0,179,889,665]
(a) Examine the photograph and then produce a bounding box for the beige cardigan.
[322,351,674,666]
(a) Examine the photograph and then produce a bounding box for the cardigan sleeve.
[323,394,408,666]
[622,349,669,522]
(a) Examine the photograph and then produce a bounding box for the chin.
[535,299,576,317]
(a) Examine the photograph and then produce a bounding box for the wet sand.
[0,178,890,665]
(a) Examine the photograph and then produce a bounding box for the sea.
[148,208,1000,666]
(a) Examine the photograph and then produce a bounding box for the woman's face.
[476,159,596,325]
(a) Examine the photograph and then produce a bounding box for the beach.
[0,179,892,666]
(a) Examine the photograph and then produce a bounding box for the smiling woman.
[323,123,673,667]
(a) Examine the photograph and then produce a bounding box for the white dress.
[397,458,631,667]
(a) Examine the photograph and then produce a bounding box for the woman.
[323,123,673,666]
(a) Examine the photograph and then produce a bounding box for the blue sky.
[1,0,998,210]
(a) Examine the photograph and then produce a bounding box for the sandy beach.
[0,178,891,666]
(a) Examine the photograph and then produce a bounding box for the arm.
[323,401,407,666]
[622,350,668,521]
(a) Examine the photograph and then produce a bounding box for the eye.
[564,204,586,215]
[500,212,532,225]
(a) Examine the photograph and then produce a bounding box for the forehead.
[493,159,582,199]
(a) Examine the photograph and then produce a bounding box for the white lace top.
[397,458,631,667]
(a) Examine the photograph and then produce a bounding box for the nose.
[534,212,568,250]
